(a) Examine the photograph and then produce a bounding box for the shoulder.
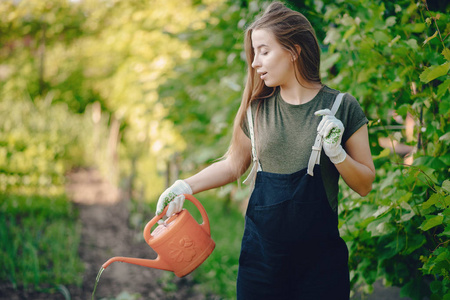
[320,86,363,114]
[321,86,358,106]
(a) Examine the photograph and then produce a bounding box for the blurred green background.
[0,0,449,299]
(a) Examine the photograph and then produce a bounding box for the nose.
[251,54,260,69]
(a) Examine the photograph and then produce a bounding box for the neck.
[279,82,323,105]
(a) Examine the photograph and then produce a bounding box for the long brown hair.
[226,1,322,177]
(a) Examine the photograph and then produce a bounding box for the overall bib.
[237,93,350,300]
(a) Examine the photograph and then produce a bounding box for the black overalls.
[237,93,350,300]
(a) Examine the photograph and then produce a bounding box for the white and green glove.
[314,109,347,165]
[156,180,192,218]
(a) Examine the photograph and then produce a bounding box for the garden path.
[66,168,207,300]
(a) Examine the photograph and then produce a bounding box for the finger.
[156,202,163,216]
[166,201,176,217]
[178,194,185,210]
[323,122,338,139]
[317,115,332,134]
[314,109,332,117]
[174,195,185,214]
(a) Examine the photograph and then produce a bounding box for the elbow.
[357,183,372,197]
[356,173,375,197]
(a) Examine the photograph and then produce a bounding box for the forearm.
[331,124,375,197]
[335,154,375,197]
[184,159,240,194]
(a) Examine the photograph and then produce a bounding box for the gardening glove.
[314,109,347,165]
[156,180,193,218]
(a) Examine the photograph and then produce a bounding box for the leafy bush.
[319,0,450,298]
[0,97,105,195]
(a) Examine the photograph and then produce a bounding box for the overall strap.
[243,106,260,185]
[307,93,345,176]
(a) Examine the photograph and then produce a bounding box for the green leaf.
[400,211,415,222]
[423,193,442,209]
[406,39,419,50]
[404,23,426,33]
[437,79,450,97]
[443,48,450,61]
[398,192,412,204]
[373,205,391,218]
[374,31,390,44]
[443,196,450,208]
[442,180,450,193]
[420,62,450,83]
[321,53,341,71]
[439,132,450,142]
[420,215,444,231]
[388,35,401,47]
[439,97,450,117]
[434,250,450,263]
[367,215,395,237]
[413,156,446,170]
[430,280,442,294]
[385,16,396,27]
[373,148,390,160]
[343,25,356,40]
[400,278,428,299]
[423,30,438,45]
[439,225,450,236]
[403,234,426,255]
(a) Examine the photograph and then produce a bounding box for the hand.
[314,109,347,165]
[156,180,193,217]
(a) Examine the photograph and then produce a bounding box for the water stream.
[91,266,105,300]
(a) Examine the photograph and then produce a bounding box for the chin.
[263,80,277,87]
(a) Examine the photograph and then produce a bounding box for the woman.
[156,2,375,299]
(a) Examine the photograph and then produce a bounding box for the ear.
[291,45,302,61]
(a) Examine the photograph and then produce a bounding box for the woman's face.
[251,29,297,88]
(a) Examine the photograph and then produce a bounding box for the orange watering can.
[102,194,215,277]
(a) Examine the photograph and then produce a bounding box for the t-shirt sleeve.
[337,93,368,144]
[241,110,250,138]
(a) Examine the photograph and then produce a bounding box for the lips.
[259,72,267,80]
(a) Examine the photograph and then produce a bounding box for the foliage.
[0,193,83,290]
[158,0,270,168]
[319,0,450,298]
[0,97,104,195]
[0,0,222,202]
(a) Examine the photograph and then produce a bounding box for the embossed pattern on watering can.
[169,235,196,263]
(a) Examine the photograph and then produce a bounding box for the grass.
[0,193,84,292]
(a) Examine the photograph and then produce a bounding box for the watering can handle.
[143,194,211,243]
[184,194,211,236]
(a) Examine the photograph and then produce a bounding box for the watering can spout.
[102,256,172,272]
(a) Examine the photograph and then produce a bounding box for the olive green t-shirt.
[242,85,368,211]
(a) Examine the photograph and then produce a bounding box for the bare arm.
[185,128,252,194]
[335,124,375,196]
